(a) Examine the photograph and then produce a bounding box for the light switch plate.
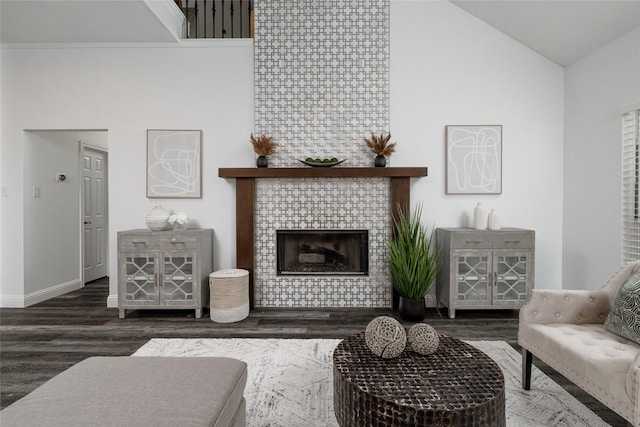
[33,186,41,197]
[1,186,7,197]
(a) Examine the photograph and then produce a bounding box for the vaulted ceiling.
[1,0,639,67]
[451,0,640,66]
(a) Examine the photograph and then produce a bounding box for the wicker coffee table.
[333,332,505,426]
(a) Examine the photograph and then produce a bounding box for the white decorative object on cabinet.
[488,209,502,230]
[435,228,534,319]
[117,229,213,319]
[472,203,488,230]
[145,205,171,231]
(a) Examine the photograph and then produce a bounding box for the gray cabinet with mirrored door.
[435,228,534,319]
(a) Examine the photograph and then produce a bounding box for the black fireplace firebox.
[276,230,369,275]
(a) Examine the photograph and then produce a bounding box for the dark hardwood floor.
[0,278,627,426]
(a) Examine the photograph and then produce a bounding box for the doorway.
[22,130,109,305]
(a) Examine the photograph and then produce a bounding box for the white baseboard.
[0,295,27,308]
[107,294,118,308]
[0,279,82,308]
[25,279,82,307]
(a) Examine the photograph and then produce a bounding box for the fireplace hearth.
[277,230,368,276]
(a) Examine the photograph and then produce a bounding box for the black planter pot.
[398,296,426,321]
[374,154,386,167]
[256,155,268,168]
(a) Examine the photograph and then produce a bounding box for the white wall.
[563,27,640,290]
[390,1,565,289]
[1,40,254,306]
[23,131,80,296]
[1,2,569,307]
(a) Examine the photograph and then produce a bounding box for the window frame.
[622,107,640,262]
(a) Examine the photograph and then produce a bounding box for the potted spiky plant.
[364,132,396,167]
[387,203,439,321]
[250,133,278,167]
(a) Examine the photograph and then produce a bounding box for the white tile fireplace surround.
[247,0,395,308]
[218,167,428,309]
[255,177,390,308]
[253,0,390,167]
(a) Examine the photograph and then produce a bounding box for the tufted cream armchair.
[519,261,640,426]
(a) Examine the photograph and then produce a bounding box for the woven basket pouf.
[209,269,249,323]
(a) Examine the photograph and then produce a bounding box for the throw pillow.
[604,268,640,345]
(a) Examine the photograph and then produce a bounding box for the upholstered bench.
[0,356,247,427]
[519,261,640,426]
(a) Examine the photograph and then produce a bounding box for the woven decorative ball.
[407,323,439,355]
[364,316,407,359]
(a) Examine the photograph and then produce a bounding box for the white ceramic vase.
[473,203,488,230]
[145,205,170,231]
[488,209,502,230]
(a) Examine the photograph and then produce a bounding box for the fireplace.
[218,167,428,308]
[277,230,369,276]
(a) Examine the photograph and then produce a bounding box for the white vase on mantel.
[473,203,488,230]
[488,209,502,230]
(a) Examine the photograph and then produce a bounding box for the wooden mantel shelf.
[219,167,428,179]
[219,166,429,310]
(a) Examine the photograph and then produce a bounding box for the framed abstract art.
[147,129,202,198]
[445,125,502,195]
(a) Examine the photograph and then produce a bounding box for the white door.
[82,147,108,282]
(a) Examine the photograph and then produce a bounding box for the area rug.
[132,338,608,427]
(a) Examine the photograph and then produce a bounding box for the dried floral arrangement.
[364,132,396,157]
[250,133,278,156]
